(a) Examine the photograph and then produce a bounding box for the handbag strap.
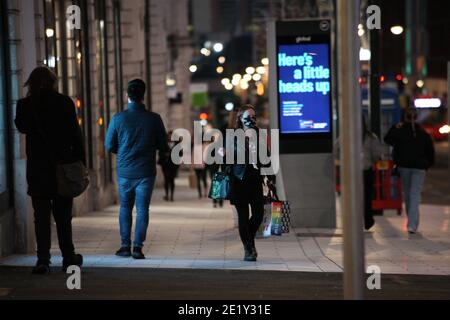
[267,183,280,202]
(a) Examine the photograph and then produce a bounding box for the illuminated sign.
[277,44,331,134]
[274,20,333,154]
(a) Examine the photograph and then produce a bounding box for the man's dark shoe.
[62,254,83,272]
[32,259,50,275]
[115,246,132,257]
[132,247,145,260]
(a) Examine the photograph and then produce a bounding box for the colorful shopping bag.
[271,201,283,236]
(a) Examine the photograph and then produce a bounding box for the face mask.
[242,115,256,128]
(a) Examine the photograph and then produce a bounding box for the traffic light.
[396,74,405,93]
[199,112,208,121]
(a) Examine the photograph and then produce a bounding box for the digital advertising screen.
[277,43,331,135]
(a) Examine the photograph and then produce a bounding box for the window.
[95,0,113,184]
[43,0,93,168]
[79,0,93,168]
[113,0,124,111]
[0,0,12,211]
[43,0,58,73]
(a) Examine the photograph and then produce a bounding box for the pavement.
[1,173,449,276]
[1,142,449,299]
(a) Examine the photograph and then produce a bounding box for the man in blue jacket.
[105,79,168,259]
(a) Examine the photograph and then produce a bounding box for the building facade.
[0,0,192,257]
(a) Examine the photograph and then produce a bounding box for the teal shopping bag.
[208,168,231,200]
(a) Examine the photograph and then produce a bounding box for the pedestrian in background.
[192,141,208,199]
[159,131,179,202]
[384,107,435,234]
[362,116,384,231]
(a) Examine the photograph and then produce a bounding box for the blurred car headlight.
[439,125,450,134]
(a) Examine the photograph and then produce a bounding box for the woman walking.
[384,107,435,234]
[15,67,85,274]
[227,105,273,261]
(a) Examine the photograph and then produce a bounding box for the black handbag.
[31,103,89,198]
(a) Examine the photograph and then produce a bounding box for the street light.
[166,77,176,86]
[416,79,425,88]
[218,56,226,64]
[200,48,211,56]
[261,58,269,66]
[358,24,365,37]
[225,83,233,90]
[245,67,256,75]
[213,43,224,53]
[189,65,198,73]
[45,28,55,38]
[252,73,262,81]
[256,66,266,75]
[390,26,404,35]
[243,74,252,82]
[225,103,234,111]
[216,66,224,74]
[240,81,249,90]
[231,78,240,86]
[221,78,230,86]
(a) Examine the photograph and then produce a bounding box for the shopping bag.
[271,201,283,236]
[256,203,273,239]
[256,182,275,239]
[208,168,231,200]
[266,182,289,236]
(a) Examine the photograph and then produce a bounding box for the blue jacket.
[105,102,168,179]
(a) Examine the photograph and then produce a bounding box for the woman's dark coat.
[15,89,85,197]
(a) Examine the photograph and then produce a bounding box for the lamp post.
[337,0,365,300]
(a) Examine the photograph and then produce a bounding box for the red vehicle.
[414,97,449,141]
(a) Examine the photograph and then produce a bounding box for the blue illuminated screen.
[277,44,331,134]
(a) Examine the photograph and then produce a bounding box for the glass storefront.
[0,0,12,212]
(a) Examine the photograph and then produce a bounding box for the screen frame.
[275,20,333,154]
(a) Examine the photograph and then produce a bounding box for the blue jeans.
[118,176,156,248]
[399,168,426,232]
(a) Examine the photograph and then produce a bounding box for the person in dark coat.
[384,107,435,234]
[14,67,85,274]
[158,131,179,202]
[226,105,274,262]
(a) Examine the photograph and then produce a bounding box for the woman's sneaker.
[32,259,50,275]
